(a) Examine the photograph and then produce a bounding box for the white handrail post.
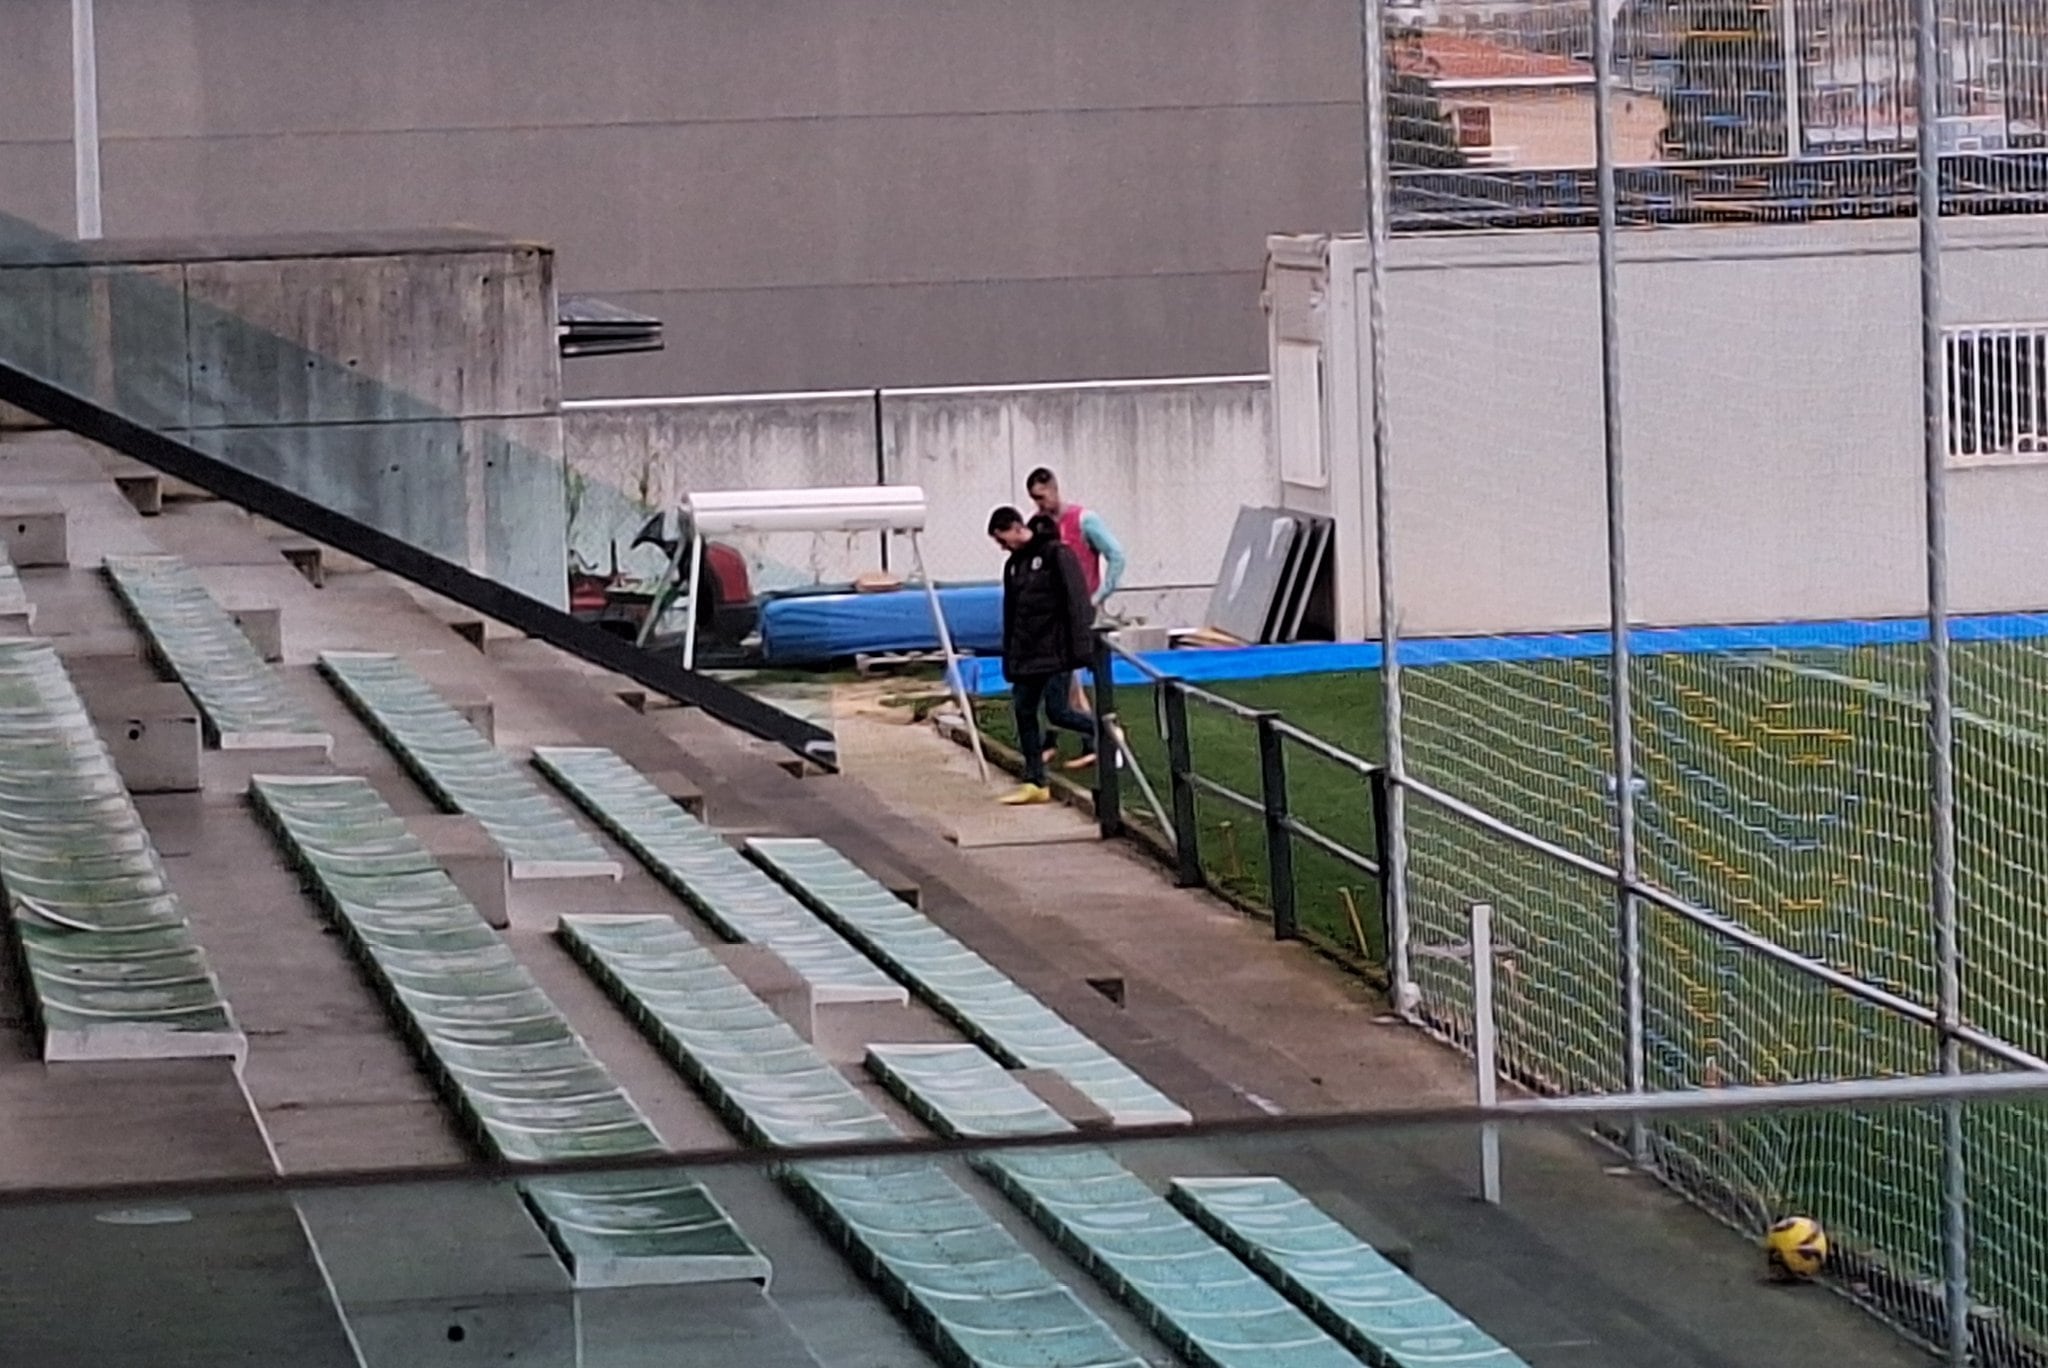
[911,529,988,783]
[1472,901,1501,1205]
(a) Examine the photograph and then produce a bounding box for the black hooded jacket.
[1000,524,1095,680]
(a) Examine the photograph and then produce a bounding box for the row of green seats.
[560,912,1149,1368]
[103,553,330,750]
[317,652,618,877]
[749,836,1190,1127]
[249,772,765,1289]
[534,746,904,1005]
[0,638,240,1061]
[867,1043,1363,1368]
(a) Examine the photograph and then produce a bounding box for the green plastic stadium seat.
[749,837,1189,1127]
[249,774,762,1289]
[1170,1178,1530,1368]
[315,652,618,877]
[103,554,331,750]
[535,748,904,1005]
[866,1044,1362,1368]
[559,913,1146,1368]
[0,639,241,1062]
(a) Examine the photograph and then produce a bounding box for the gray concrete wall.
[0,0,1364,398]
[0,230,570,606]
[563,377,1273,625]
[1277,216,2048,639]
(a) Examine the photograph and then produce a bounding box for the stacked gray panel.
[103,553,330,749]
[534,747,902,1005]
[749,837,1189,1126]
[317,652,617,876]
[868,1045,1363,1368]
[0,638,241,1061]
[250,773,764,1289]
[560,913,1147,1368]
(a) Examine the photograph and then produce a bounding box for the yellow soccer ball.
[1766,1216,1829,1281]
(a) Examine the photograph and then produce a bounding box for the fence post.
[1256,713,1297,942]
[871,388,891,574]
[1091,628,1123,840]
[1471,902,1501,1205]
[1369,766,1393,973]
[1160,681,1203,888]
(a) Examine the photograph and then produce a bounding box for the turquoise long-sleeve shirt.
[1078,509,1126,605]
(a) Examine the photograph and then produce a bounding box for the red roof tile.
[1392,31,1592,84]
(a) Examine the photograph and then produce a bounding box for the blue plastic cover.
[959,609,2048,696]
[760,585,1006,664]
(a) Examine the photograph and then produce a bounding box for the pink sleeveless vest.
[1056,503,1101,596]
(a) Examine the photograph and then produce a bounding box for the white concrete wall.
[1274,216,2048,639]
[563,376,1274,624]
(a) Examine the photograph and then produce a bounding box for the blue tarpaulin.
[958,610,2048,696]
[760,584,1006,664]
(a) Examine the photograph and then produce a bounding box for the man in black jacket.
[988,506,1099,805]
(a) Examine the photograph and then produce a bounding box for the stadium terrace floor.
[0,431,1932,1366]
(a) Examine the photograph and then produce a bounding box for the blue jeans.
[1012,671,1097,785]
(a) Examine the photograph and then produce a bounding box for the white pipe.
[1472,902,1501,1205]
[636,530,687,649]
[71,0,102,240]
[912,529,987,783]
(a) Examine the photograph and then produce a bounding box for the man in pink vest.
[1026,467,1127,770]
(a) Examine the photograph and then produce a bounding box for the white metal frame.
[642,485,987,781]
[1943,322,2048,465]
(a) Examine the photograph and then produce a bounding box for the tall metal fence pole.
[1161,682,1203,888]
[1256,713,1299,942]
[1359,0,1413,1014]
[1591,0,1645,1160]
[1916,0,1968,1359]
[1091,628,1124,840]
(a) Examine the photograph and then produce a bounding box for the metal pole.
[636,523,689,648]
[912,529,987,784]
[1359,0,1414,1015]
[872,390,891,574]
[679,533,706,670]
[1780,0,1803,158]
[1257,713,1298,942]
[1472,902,1501,1205]
[71,0,103,240]
[1089,628,1122,836]
[1592,0,1646,1164]
[1915,0,1969,1357]
[1162,682,1204,887]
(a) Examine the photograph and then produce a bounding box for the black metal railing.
[1389,150,2048,234]
[1087,631,1387,960]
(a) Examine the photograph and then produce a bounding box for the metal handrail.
[1093,634,1386,947]
[1102,637,1264,719]
[1187,771,1260,815]
[1270,716,1379,779]
[1283,814,1381,879]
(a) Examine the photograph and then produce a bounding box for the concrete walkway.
[827,688,1934,1368]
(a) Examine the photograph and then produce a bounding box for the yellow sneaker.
[999,783,1052,806]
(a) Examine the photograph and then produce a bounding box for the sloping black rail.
[0,359,839,769]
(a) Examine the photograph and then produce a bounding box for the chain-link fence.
[1350,0,2048,1360]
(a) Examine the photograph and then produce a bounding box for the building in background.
[1394,29,1668,166]
[0,0,1371,398]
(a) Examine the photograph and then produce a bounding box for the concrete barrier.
[563,376,1274,626]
